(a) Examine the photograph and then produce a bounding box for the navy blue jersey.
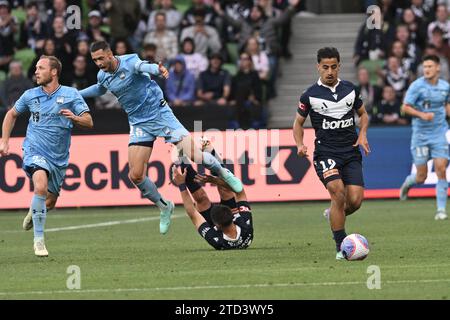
[198,201,253,250]
[297,79,363,154]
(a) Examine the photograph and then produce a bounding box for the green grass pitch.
[1,199,450,299]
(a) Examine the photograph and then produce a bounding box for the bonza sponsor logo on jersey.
[322,118,354,129]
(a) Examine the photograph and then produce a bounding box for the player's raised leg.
[30,170,49,257]
[326,179,347,260]
[128,144,174,234]
[176,135,243,193]
[344,185,364,216]
[400,163,428,201]
[434,157,448,220]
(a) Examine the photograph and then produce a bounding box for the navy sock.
[332,229,347,252]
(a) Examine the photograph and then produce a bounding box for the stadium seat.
[14,49,36,75]
[360,59,385,85]
[222,63,237,76]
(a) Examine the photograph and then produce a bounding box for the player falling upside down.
[0,56,93,257]
[293,47,370,260]
[79,41,243,235]
[170,142,253,250]
[399,54,450,220]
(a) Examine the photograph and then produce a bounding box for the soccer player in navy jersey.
[293,47,370,260]
[79,41,243,235]
[0,56,93,257]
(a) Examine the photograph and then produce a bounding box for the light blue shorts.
[22,154,66,196]
[411,138,450,166]
[129,106,189,146]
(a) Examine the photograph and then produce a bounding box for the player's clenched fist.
[297,145,308,157]
[0,140,9,156]
[420,112,434,121]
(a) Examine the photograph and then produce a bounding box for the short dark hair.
[90,40,111,53]
[211,205,234,229]
[317,47,340,63]
[39,55,62,77]
[422,54,440,64]
[155,11,166,19]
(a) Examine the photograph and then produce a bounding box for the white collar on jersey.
[222,225,241,242]
[317,78,341,93]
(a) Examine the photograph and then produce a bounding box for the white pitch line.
[2,214,185,233]
[1,279,450,296]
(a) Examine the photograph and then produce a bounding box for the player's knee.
[328,186,346,204]
[346,197,362,215]
[129,170,144,184]
[33,183,48,196]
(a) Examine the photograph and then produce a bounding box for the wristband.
[179,183,187,191]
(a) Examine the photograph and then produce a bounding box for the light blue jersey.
[404,77,450,143]
[91,54,166,125]
[404,77,450,164]
[14,85,90,168]
[80,53,189,144]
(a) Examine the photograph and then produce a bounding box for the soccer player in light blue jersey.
[0,56,93,256]
[79,41,243,235]
[400,54,450,220]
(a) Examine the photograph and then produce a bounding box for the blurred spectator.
[28,38,57,80]
[195,52,230,107]
[113,38,133,55]
[70,55,96,89]
[410,0,434,25]
[245,36,269,81]
[0,61,33,110]
[429,26,450,64]
[179,37,208,78]
[166,55,196,107]
[76,38,98,75]
[180,8,222,57]
[354,16,387,65]
[222,0,253,43]
[380,56,410,98]
[390,40,417,73]
[105,0,141,49]
[0,0,17,72]
[229,52,263,129]
[356,67,381,122]
[50,15,76,84]
[427,4,450,43]
[140,42,166,94]
[181,0,217,29]
[395,24,421,67]
[19,1,49,51]
[86,10,110,43]
[143,11,178,62]
[375,85,408,125]
[400,8,427,50]
[416,44,450,80]
[46,0,67,28]
[147,0,182,32]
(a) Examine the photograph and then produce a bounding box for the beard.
[37,74,52,86]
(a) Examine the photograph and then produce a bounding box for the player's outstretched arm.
[135,60,169,79]
[401,104,434,121]
[79,84,107,98]
[293,113,308,157]
[172,166,206,229]
[0,108,19,156]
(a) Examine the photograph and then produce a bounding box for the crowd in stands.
[0,0,303,130]
[356,0,450,126]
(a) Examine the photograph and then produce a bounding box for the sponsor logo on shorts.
[323,168,339,178]
[322,118,354,130]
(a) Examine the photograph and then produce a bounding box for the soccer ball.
[340,234,369,261]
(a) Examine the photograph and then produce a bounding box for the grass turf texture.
[0,199,449,299]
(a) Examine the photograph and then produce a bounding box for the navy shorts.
[313,150,364,187]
